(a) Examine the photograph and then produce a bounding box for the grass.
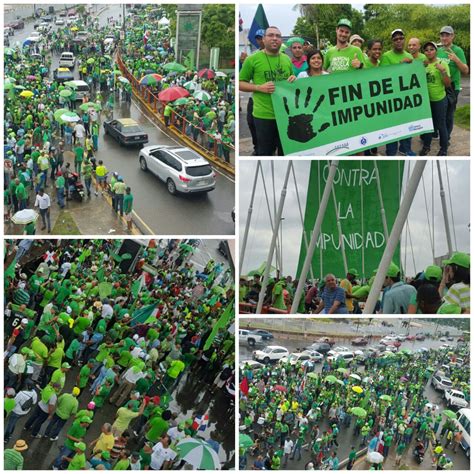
[51,210,81,235]
[454,104,470,130]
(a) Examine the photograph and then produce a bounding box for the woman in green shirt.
[419,41,451,156]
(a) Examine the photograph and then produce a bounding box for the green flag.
[78,248,91,263]
[98,282,113,299]
[203,303,234,351]
[131,275,143,299]
[130,303,158,327]
[5,260,16,282]
[96,267,105,283]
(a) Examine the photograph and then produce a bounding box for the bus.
[454,408,471,457]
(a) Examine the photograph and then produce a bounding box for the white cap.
[21,318,29,325]
[66,306,72,314]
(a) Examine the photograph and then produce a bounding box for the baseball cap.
[80,416,93,424]
[62,362,71,369]
[348,268,359,277]
[349,34,364,44]
[87,401,96,409]
[21,318,29,325]
[440,26,454,35]
[423,41,438,51]
[287,37,305,46]
[101,451,111,460]
[442,252,470,269]
[74,441,86,451]
[424,265,442,282]
[255,29,265,38]
[337,18,352,29]
[391,29,404,38]
[386,262,400,278]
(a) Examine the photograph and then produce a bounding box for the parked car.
[55,18,65,25]
[53,67,74,83]
[67,80,89,101]
[253,345,289,364]
[396,334,407,341]
[238,329,262,347]
[406,335,416,341]
[139,145,215,195]
[252,330,274,341]
[445,389,469,409]
[104,118,148,147]
[59,51,75,69]
[239,360,264,371]
[352,337,368,346]
[279,352,314,366]
[327,351,354,363]
[415,333,426,341]
[306,342,331,354]
[302,350,324,363]
[431,373,453,391]
[41,15,53,22]
[9,19,25,29]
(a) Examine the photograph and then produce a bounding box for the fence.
[115,50,235,172]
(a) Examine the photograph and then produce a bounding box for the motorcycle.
[68,172,85,202]
[413,443,425,464]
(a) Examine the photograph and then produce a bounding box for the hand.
[435,63,445,73]
[401,58,413,64]
[257,82,275,94]
[287,75,297,83]
[447,52,458,62]
[351,53,361,69]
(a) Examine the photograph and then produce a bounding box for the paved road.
[7,5,235,235]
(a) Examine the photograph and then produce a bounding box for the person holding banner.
[380,29,417,157]
[296,49,328,79]
[239,27,295,156]
[437,26,469,142]
[407,38,426,62]
[419,41,451,156]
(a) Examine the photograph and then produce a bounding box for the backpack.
[20,393,34,411]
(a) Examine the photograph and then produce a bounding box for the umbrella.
[324,375,338,383]
[80,102,101,111]
[239,434,254,449]
[349,374,362,381]
[54,108,70,121]
[61,112,81,123]
[274,385,287,392]
[173,97,189,106]
[11,209,39,225]
[367,452,384,464]
[163,62,186,73]
[158,17,170,25]
[335,379,345,386]
[337,368,349,374]
[380,395,392,402]
[145,55,154,60]
[158,86,189,103]
[184,81,198,91]
[198,68,215,79]
[19,90,34,98]
[4,47,15,56]
[63,81,78,89]
[118,76,130,84]
[351,407,367,418]
[442,410,457,419]
[176,438,220,470]
[307,373,318,380]
[59,89,73,98]
[215,71,227,78]
[14,85,26,90]
[352,386,363,394]
[193,90,211,101]
[140,73,163,86]
[26,75,37,81]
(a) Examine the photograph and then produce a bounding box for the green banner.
[271,62,433,156]
[296,161,404,280]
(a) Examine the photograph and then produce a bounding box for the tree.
[201,4,235,60]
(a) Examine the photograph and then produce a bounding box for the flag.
[247,4,269,49]
[98,282,113,299]
[131,274,144,299]
[240,377,249,396]
[96,267,105,283]
[78,248,91,263]
[191,414,209,432]
[130,303,159,326]
[203,303,234,351]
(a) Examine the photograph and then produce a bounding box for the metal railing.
[115,50,235,170]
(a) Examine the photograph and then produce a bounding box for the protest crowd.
[239,253,470,314]
[239,338,470,470]
[3,239,235,470]
[239,18,468,156]
[4,5,235,231]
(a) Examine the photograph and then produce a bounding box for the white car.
[29,31,42,39]
[253,345,289,364]
[279,352,314,366]
[239,329,262,347]
[239,360,264,371]
[302,350,324,362]
[59,52,75,69]
[445,389,469,409]
[431,373,453,391]
[327,351,354,363]
[55,18,65,25]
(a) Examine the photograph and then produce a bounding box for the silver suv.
[139,145,216,195]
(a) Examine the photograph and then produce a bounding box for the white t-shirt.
[284,439,294,454]
[167,426,185,443]
[35,193,51,209]
[297,70,329,79]
[150,442,177,470]
[74,123,86,138]
[38,392,57,414]
[13,390,38,415]
[8,353,26,375]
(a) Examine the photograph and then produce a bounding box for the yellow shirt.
[93,432,115,453]
[339,279,353,312]
[96,165,107,177]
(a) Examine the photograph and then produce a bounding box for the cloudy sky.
[239,160,470,277]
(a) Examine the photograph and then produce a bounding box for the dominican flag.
[43,250,57,263]
[192,414,209,432]
[143,31,149,44]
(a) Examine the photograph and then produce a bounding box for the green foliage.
[161,5,177,36]
[201,4,235,60]
[454,105,470,130]
[294,4,470,60]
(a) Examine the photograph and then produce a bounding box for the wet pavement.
[6,5,235,235]
[239,319,470,470]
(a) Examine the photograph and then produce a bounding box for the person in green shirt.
[4,440,28,470]
[77,359,94,389]
[380,29,416,157]
[272,279,287,311]
[145,410,172,443]
[419,41,451,157]
[55,171,66,208]
[123,187,134,231]
[437,26,469,141]
[15,179,28,210]
[74,145,84,176]
[44,387,80,440]
[65,441,87,470]
[407,38,427,62]
[239,26,294,156]
[347,446,357,470]
[81,158,93,197]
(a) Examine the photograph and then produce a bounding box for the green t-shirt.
[113,459,130,470]
[323,45,365,73]
[380,50,414,66]
[425,60,450,101]
[67,452,86,470]
[437,45,467,91]
[56,393,79,420]
[239,50,293,120]
[114,407,140,432]
[78,365,91,388]
[413,52,427,62]
[65,421,86,450]
[123,194,133,214]
[272,282,286,310]
[93,384,112,408]
[66,338,81,359]
[146,416,169,442]
[364,58,380,69]
[48,346,65,369]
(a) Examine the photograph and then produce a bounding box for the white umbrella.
[215,71,227,78]
[104,38,114,44]
[11,209,39,225]
[349,373,362,381]
[61,113,80,122]
[367,452,384,464]
[158,17,170,25]
[184,81,197,91]
[118,76,130,84]
[193,90,211,101]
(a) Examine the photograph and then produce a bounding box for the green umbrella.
[380,394,392,402]
[239,434,254,449]
[59,89,72,98]
[163,61,186,73]
[176,438,220,470]
[324,375,338,383]
[351,407,367,418]
[193,90,211,101]
[442,410,457,419]
[87,57,95,64]
[337,368,349,374]
[173,97,189,106]
[63,81,78,89]
[54,108,70,121]
[307,373,318,380]
[335,379,345,386]
[80,102,101,111]
[206,110,217,120]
